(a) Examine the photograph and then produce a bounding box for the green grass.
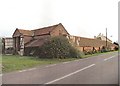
[2,51,118,73]
[2,55,78,73]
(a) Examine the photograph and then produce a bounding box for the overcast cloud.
[0,0,119,42]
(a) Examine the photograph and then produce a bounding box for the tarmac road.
[2,52,119,84]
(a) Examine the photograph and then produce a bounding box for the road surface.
[2,52,119,84]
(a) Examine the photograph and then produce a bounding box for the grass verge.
[2,55,78,73]
[2,51,118,73]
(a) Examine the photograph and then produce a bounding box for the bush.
[37,36,82,59]
[101,46,108,53]
[114,46,119,51]
[69,47,84,58]
[83,50,93,55]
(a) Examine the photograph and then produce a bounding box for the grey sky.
[0,0,119,42]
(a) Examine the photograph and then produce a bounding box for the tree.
[36,36,82,59]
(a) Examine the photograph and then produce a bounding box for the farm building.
[3,23,117,56]
[2,37,13,54]
[68,36,117,54]
[12,23,69,55]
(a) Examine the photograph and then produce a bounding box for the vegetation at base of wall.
[83,45,118,55]
[81,50,118,59]
[35,36,83,59]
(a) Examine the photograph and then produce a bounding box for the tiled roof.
[25,39,44,47]
[33,24,59,36]
[78,37,102,47]
[15,23,69,46]
[74,36,116,47]
[17,23,62,36]
[24,37,33,44]
[25,37,49,47]
[18,29,33,36]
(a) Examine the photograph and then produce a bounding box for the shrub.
[114,46,119,51]
[37,36,82,59]
[83,50,93,55]
[69,47,84,58]
[101,46,108,53]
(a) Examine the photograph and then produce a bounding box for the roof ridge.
[70,35,95,40]
[32,23,60,31]
[18,29,32,31]
[16,23,62,32]
[80,37,95,40]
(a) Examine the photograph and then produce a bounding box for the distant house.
[12,23,69,55]
[94,33,112,43]
[2,37,13,54]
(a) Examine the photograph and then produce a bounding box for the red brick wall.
[50,24,68,37]
[76,46,83,51]
[76,46,101,52]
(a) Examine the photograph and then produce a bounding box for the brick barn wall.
[94,47,100,51]
[84,47,93,51]
[76,46,84,52]
[51,24,68,37]
[76,46,101,52]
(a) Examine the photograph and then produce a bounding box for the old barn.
[2,23,117,56]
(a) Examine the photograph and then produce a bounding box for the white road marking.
[18,68,37,73]
[19,70,27,72]
[46,64,56,67]
[104,55,115,61]
[62,62,70,64]
[27,68,36,71]
[0,74,2,76]
[45,64,95,84]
